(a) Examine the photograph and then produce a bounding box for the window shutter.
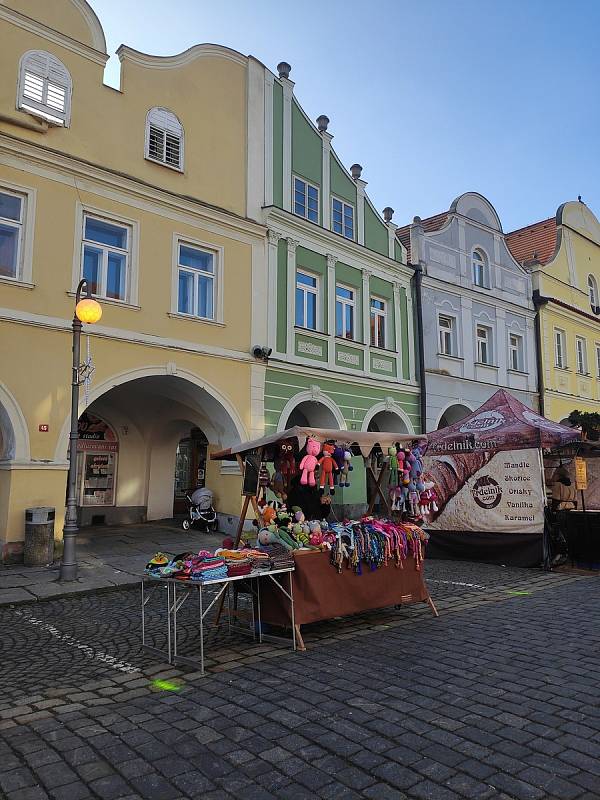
[146,107,183,169]
[18,50,71,124]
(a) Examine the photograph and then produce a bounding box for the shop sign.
[77,413,119,452]
[575,457,588,491]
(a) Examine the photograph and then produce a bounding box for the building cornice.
[536,293,600,327]
[0,4,108,66]
[0,133,266,243]
[117,43,247,69]
[421,273,535,317]
[264,206,412,284]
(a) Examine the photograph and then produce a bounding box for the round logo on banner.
[459,410,505,433]
[471,476,502,509]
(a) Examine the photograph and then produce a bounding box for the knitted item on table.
[227,564,253,577]
[191,566,228,582]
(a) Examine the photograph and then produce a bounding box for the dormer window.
[588,274,598,309]
[18,50,72,126]
[145,108,184,171]
[472,249,490,288]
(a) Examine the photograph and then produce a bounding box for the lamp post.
[59,279,102,582]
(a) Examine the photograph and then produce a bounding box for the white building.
[397,192,538,430]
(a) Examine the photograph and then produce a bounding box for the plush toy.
[412,445,424,474]
[341,450,353,488]
[277,438,297,492]
[419,490,430,517]
[271,469,287,501]
[397,450,405,483]
[408,481,419,516]
[308,520,324,546]
[318,443,337,495]
[300,438,320,486]
[261,505,277,527]
[258,463,271,502]
[388,447,399,487]
[332,446,345,484]
[257,527,293,551]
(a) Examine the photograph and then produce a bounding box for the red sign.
[39,424,49,432]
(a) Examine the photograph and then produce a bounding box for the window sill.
[475,362,499,369]
[144,156,184,174]
[370,344,396,355]
[576,372,592,378]
[294,326,328,339]
[335,335,365,348]
[168,312,225,327]
[0,276,35,290]
[555,365,570,372]
[507,368,528,376]
[67,291,141,311]
[438,352,463,361]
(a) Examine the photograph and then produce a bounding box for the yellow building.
[506,200,600,423]
[0,0,267,558]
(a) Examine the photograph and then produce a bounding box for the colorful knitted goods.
[191,566,228,582]
[329,517,428,574]
[226,563,253,577]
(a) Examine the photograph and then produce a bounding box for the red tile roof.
[396,212,449,263]
[505,218,557,266]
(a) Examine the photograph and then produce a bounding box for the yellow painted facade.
[0,0,266,557]
[530,202,600,422]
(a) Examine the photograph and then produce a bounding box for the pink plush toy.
[300,438,320,486]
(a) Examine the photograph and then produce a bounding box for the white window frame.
[145,107,184,172]
[293,175,319,223]
[332,196,355,240]
[596,343,600,378]
[80,214,130,303]
[588,274,598,309]
[335,283,355,340]
[17,50,72,126]
[555,328,567,369]
[295,269,320,331]
[576,336,588,375]
[370,296,387,349]
[472,248,490,289]
[170,234,224,324]
[508,332,524,372]
[72,203,139,307]
[476,324,493,365]
[0,183,36,286]
[438,314,456,356]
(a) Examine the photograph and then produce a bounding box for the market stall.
[544,440,600,569]
[211,426,437,650]
[422,390,580,567]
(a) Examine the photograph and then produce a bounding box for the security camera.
[251,345,272,361]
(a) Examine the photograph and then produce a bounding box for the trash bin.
[24,507,55,566]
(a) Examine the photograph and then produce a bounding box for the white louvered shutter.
[19,51,72,125]
[146,108,183,170]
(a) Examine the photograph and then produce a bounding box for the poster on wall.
[424,448,545,534]
[77,412,119,452]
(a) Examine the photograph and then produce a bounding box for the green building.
[248,60,420,446]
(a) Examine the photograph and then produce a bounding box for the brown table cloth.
[259,550,430,627]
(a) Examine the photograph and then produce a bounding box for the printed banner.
[424,448,545,534]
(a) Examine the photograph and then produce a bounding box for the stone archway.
[278,390,346,431]
[0,383,30,462]
[437,402,473,430]
[54,369,246,523]
[363,402,414,434]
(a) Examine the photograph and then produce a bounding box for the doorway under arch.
[57,372,244,524]
[437,403,472,430]
[278,391,346,431]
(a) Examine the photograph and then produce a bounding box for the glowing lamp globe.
[75,297,102,324]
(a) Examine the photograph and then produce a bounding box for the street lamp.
[59,279,102,582]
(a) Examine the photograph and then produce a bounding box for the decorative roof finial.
[578,195,583,202]
[350,164,363,180]
[277,62,291,79]
[316,115,329,132]
[383,207,394,223]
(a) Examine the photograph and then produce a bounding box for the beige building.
[0,0,268,557]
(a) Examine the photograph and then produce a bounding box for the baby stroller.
[182,487,218,532]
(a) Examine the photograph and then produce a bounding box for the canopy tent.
[421,390,580,567]
[424,389,579,456]
[211,426,422,462]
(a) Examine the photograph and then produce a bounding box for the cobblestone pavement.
[0,560,598,800]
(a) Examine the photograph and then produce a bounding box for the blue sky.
[92,0,600,232]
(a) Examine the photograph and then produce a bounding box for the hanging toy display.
[341,449,353,488]
[299,438,320,486]
[332,446,346,486]
[258,463,271,502]
[388,446,399,487]
[318,443,338,495]
[276,439,297,494]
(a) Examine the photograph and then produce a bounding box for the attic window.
[18,50,72,126]
[145,107,184,171]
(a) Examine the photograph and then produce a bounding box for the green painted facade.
[276,238,287,352]
[272,82,283,208]
[264,367,420,433]
[291,101,322,210]
[370,275,395,343]
[400,287,410,380]
[330,157,357,208]
[364,201,389,256]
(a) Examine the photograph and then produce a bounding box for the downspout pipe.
[413,261,427,434]
[532,290,547,417]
